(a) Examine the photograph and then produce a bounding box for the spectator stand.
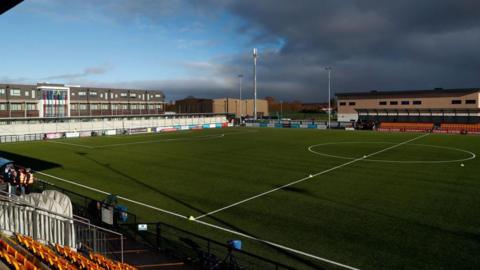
[0,188,124,263]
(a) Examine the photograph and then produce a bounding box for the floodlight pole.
[253,48,258,121]
[238,74,243,121]
[280,101,283,119]
[325,66,332,129]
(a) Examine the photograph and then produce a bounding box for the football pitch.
[1,128,479,269]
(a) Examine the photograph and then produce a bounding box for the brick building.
[0,83,165,118]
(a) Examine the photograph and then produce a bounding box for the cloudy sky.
[1,0,480,102]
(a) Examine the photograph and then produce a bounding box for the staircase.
[120,235,194,270]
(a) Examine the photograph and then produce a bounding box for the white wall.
[0,116,228,136]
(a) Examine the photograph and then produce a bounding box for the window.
[115,94,118,98]
[155,94,162,98]
[10,104,23,110]
[413,100,422,105]
[78,92,87,96]
[348,102,356,106]
[139,104,146,109]
[100,93,103,98]
[130,93,137,98]
[466,100,476,104]
[90,91,97,96]
[90,104,98,110]
[31,90,35,99]
[71,92,76,96]
[379,101,387,105]
[71,104,77,110]
[25,91,29,96]
[0,89,5,95]
[131,104,138,110]
[451,100,462,104]
[10,89,21,96]
[401,101,409,105]
[26,104,36,110]
[339,102,346,106]
[110,93,114,99]
[120,93,127,97]
[390,101,398,105]
[79,104,87,110]
[101,104,109,110]
[156,104,162,109]
[0,104,6,110]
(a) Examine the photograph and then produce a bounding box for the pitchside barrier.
[0,122,233,143]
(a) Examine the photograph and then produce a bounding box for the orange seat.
[0,239,39,270]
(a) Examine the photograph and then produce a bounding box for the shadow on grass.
[274,185,317,198]
[0,150,61,171]
[75,151,325,270]
[317,195,480,242]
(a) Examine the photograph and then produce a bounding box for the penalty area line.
[33,171,361,270]
[195,132,430,220]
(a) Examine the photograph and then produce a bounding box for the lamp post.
[253,48,258,120]
[238,74,243,121]
[280,100,283,120]
[325,66,332,129]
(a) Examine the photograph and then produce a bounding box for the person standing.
[18,169,26,195]
[25,168,34,194]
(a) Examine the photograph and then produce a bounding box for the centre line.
[195,132,430,220]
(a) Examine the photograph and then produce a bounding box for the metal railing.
[34,179,138,225]
[0,189,124,262]
[120,222,295,270]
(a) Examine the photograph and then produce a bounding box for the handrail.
[122,221,295,269]
[35,179,138,223]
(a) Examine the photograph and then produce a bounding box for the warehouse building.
[336,88,480,124]
[176,97,269,118]
[0,83,165,118]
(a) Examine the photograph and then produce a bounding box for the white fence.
[0,191,123,261]
[0,115,227,136]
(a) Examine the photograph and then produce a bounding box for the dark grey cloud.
[213,0,480,101]
[42,64,112,81]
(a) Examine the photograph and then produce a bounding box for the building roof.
[336,88,480,99]
[0,82,164,95]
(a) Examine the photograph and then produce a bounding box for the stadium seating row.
[14,234,136,270]
[55,244,104,270]
[440,123,480,132]
[89,253,136,270]
[16,234,77,270]
[0,239,38,270]
[378,122,434,132]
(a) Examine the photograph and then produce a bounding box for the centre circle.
[308,142,476,164]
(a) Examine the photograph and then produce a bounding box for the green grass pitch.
[1,128,479,269]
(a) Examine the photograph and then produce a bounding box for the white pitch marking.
[44,128,254,150]
[47,140,95,149]
[195,133,430,220]
[308,141,476,164]
[96,133,225,148]
[193,219,361,270]
[34,171,188,220]
[33,171,360,270]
